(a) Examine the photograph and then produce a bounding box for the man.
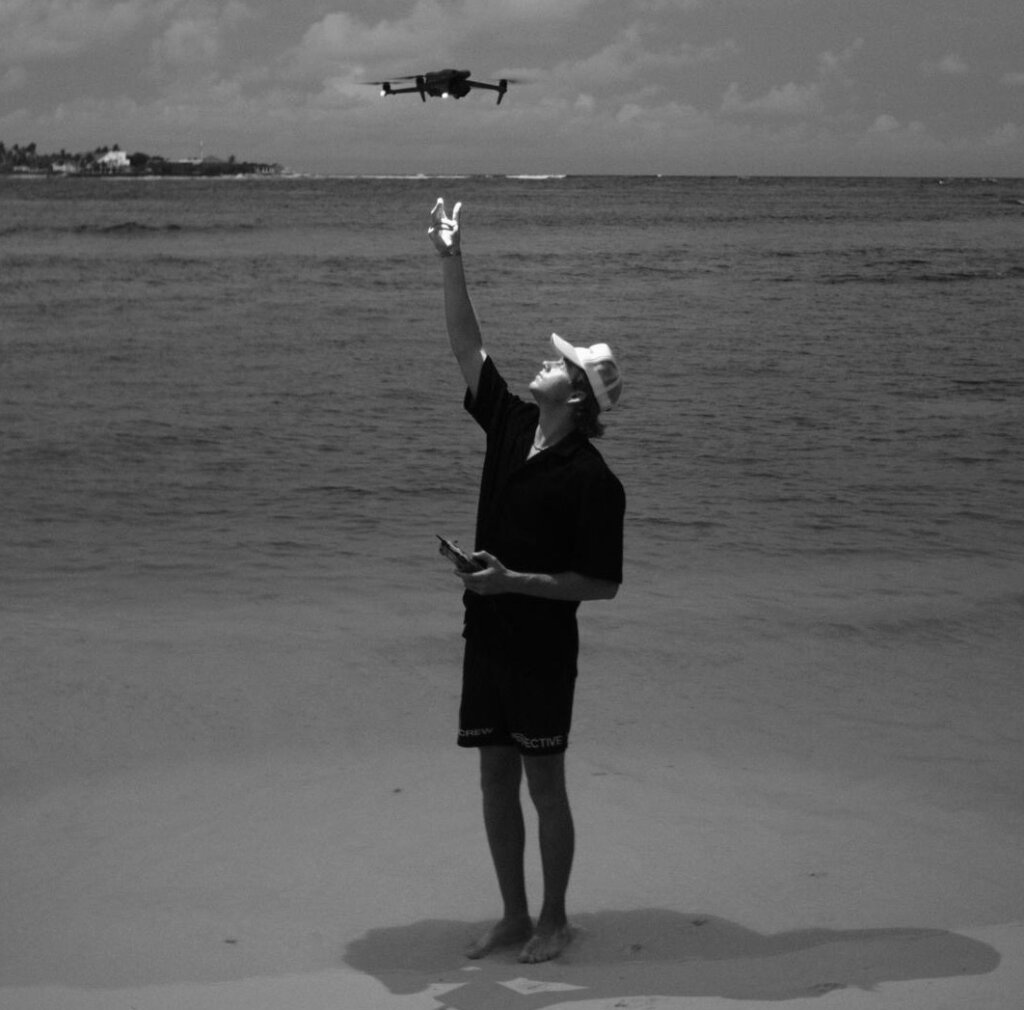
[428,197,626,964]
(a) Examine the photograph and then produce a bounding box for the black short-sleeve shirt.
[462,356,625,664]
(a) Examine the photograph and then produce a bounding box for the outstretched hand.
[428,197,462,257]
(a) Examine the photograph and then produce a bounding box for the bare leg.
[519,752,575,963]
[466,746,533,958]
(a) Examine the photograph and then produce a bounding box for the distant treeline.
[1,141,282,177]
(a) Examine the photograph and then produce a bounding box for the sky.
[1,0,1022,176]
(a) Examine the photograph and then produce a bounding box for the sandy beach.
[2,552,1022,1009]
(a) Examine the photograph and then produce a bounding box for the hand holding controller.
[437,534,484,573]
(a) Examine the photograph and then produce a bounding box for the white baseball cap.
[551,333,623,412]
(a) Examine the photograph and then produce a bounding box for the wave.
[0,220,257,238]
[819,264,1024,285]
[85,221,183,236]
[319,173,473,180]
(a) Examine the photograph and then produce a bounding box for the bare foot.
[466,915,533,959]
[518,923,573,963]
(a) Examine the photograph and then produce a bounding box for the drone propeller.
[364,73,531,86]
[362,75,427,99]
[360,75,424,86]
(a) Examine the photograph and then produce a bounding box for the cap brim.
[551,332,583,369]
[551,332,617,412]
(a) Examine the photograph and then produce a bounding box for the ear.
[566,388,587,407]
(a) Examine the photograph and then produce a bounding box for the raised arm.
[428,198,486,398]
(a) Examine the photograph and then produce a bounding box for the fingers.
[428,197,461,254]
[429,197,461,229]
[430,197,446,227]
[458,570,481,593]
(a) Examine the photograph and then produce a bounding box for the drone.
[366,69,519,105]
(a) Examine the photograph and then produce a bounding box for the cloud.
[849,114,943,175]
[467,0,595,20]
[299,7,438,63]
[38,81,301,156]
[553,27,738,96]
[1001,71,1024,87]
[817,37,864,86]
[285,4,451,82]
[629,0,704,10]
[0,0,162,63]
[921,53,969,76]
[286,0,600,81]
[150,1,252,72]
[154,16,221,67]
[720,38,862,120]
[984,122,1019,147]
[1,66,28,93]
[867,113,926,135]
[869,113,900,133]
[721,80,824,118]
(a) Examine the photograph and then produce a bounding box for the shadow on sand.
[343,908,999,1008]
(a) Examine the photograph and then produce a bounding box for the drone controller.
[437,535,485,573]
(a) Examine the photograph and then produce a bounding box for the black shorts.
[458,636,577,756]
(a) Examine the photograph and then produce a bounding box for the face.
[528,357,575,404]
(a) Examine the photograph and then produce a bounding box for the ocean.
[3,175,1022,606]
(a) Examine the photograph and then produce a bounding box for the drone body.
[373,69,513,105]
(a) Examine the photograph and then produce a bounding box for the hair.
[566,362,606,439]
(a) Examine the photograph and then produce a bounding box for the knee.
[524,767,569,812]
[527,781,568,813]
[479,750,522,798]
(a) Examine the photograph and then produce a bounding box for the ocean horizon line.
[5,169,1021,183]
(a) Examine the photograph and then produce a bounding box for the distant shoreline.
[0,142,283,178]
[1,161,284,179]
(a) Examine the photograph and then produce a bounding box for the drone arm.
[465,78,509,104]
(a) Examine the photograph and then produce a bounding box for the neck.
[533,404,576,452]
